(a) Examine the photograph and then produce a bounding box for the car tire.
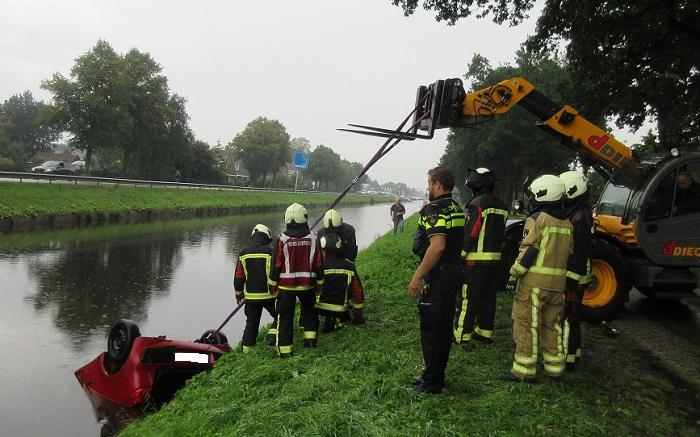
[107,319,141,363]
[198,329,228,345]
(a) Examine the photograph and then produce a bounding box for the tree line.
[0,40,414,193]
[393,0,699,202]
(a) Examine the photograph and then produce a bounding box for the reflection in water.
[27,236,183,350]
[0,201,416,437]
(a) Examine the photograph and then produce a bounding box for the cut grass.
[0,182,380,218]
[122,215,699,436]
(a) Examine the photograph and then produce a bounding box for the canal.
[0,201,420,437]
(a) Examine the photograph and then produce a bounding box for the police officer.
[271,203,324,358]
[317,209,358,262]
[454,168,508,345]
[560,170,592,370]
[409,167,465,394]
[503,175,573,382]
[234,224,278,352]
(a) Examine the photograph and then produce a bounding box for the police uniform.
[234,233,278,351]
[509,209,573,379]
[563,203,592,367]
[413,193,465,392]
[454,192,508,343]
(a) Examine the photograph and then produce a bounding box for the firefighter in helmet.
[234,224,278,352]
[454,168,508,345]
[503,175,573,382]
[559,170,592,370]
[317,209,358,262]
[271,203,324,357]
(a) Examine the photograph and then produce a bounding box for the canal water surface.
[0,201,419,436]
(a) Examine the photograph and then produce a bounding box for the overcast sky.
[0,0,643,188]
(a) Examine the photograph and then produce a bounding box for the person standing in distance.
[390,197,406,234]
[409,167,465,394]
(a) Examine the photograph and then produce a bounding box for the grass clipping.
[123,216,698,436]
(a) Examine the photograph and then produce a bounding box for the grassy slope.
[0,182,376,218]
[122,216,698,436]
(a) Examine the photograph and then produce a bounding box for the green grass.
[121,215,699,436]
[0,182,382,218]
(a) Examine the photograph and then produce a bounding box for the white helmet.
[526,175,566,203]
[559,170,588,200]
[322,209,342,229]
[284,203,308,224]
[251,223,272,239]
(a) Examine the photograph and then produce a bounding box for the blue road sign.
[293,151,309,169]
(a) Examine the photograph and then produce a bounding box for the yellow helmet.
[322,209,343,229]
[284,203,308,224]
[251,224,272,239]
[559,170,588,200]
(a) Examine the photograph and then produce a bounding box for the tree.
[229,117,291,185]
[0,91,60,158]
[391,0,700,150]
[307,145,342,190]
[190,140,225,184]
[42,40,133,170]
[439,51,598,202]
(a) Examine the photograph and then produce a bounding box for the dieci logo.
[587,134,630,167]
[663,240,700,257]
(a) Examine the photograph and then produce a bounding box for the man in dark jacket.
[234,224,278,352]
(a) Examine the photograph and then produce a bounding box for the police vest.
[414,194,466,264]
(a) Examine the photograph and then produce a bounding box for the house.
[224,159,250,184]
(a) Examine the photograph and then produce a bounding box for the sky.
[0,0,643,189]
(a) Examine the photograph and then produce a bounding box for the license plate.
[174,352,209,364]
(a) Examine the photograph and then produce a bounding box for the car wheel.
[198,329,228,345]
[107,319,141,363]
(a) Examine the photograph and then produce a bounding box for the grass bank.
[0,182,380,219]
[122,215,699,436]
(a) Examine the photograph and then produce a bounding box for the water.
[0,201,420,437]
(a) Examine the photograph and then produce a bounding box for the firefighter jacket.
[316,252,364,313]
[272,224,324,292]
[318,222,358,261]
[510,208,573,292]
[413,193,466,267]
[565,199,593,286]
[234,234,276,301]
[461,192,508,266]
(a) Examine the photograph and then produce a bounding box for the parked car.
[31,160,75,175]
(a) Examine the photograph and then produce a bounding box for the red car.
[75,320,230,408]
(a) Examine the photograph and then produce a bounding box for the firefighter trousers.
[511,282,566,379]
[563,287,583,365]
[418,263,461,390]
[454,264,500,343]
[242,299,278,347]
[276,289,318,354]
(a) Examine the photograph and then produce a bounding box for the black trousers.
[242,299,277,347]
[564,288,583,364]
[454,264,501,341]
[276,289,318,353]
[419,263,461,390]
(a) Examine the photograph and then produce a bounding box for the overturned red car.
[75,319,230,408]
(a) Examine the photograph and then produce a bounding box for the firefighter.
[317,209,358,262]
[560,170,592,370]
[408,167,465,394]
[502,175,573,382]
[271,203,324,358]
[316,232,365,333]
[233,224,278,352]
[454,168,508,345]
